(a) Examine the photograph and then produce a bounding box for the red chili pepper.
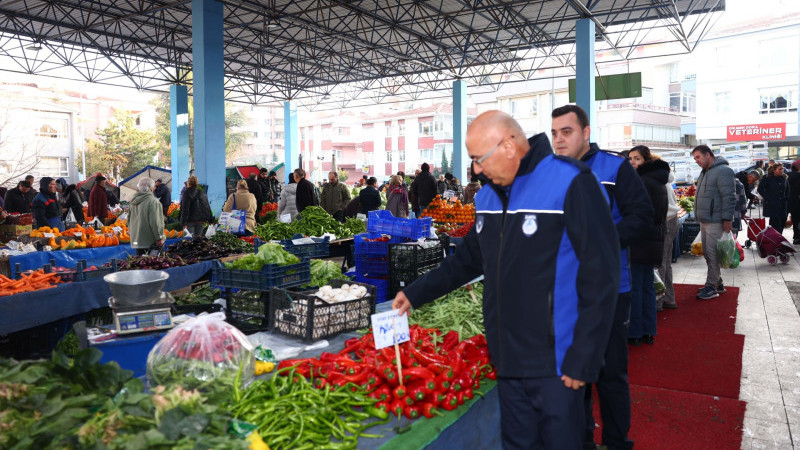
[404,405,420,420]
[374,400,389,413]
[441,393,458,411]
[463,387,474,400]
[393,385,407,398]
[315,378,329,389]
[449,351,463,376]
[407,383,427,402]
[402,366,436,380]
[403,395,416,406]
[379,364,400,386]
[456,391,465,405]
[442,330,460,352]
[372,385,391,401]
[419,402,438,419]
[390,398,405,417]
[410,347,449,367]
[486,369,497,380]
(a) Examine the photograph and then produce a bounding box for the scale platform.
[105,270,176,335]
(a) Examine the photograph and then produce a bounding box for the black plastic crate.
[172,303,223,316]
[224,289,270,333]
[680,221,701,253]
[389,239,444,273]
[212,259,311,291]
[269,279,376,342]
[280,237,330,259]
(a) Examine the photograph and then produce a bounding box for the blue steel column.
[169,85,190,202]
[576,18,597,142]
[192,0,226,212]
[452,80,468,183]
[284,101,299,184]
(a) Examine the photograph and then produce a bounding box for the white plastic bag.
[205,224,217,238]
[146,312,255,392]
[65,208,76,225]
[691,232,703,255]
[183,227,193,238]
[653,269,665,296]
[279,213,292,223]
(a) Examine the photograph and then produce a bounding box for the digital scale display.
[116,309,173,333]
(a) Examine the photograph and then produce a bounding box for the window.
[530,98,538,116]
[715,91,732,113]
[670,93,681,112]
[510,100,521,117]
[419,121,433,136]
[759,87,797,114]
[40,157,70,177]
[385,124,392,137]
[398,150,406,162]
[36,118,68,139]
[419,148,433,161]
[434,117,445,132]
[398,123,405,136]
[386,151,393,162]
[274,131,283,139]
[362,126,374,140]
[671,92,695,113]
[433,143,450,162]
[299,128,305,140]
[759,38,798,69]
[336,127,349,137]
[669,62,680,83]
[631,125,681,143]
[253,131,259,138]
[333,150,342,161]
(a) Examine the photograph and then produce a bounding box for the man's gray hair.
[137,177,155,193]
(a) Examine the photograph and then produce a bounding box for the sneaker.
[643,335,655,345]
[628,338,642,346]
[696,286,719,300]
[663,303,678,309]
[716,283,726,294]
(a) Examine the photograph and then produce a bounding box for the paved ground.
[670,209,800,450]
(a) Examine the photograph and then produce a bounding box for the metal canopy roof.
[0,0,724,110]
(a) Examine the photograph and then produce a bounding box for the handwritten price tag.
[371,310,410,350]
[112,227,123,234]
[43,233,55,238]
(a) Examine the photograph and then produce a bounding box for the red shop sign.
[727,123,786,141]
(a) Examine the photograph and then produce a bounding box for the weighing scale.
[104,270,176,335]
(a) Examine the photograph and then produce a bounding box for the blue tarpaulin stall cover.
[0,260,213,335]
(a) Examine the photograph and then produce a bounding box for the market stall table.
[0,259,213,335]
[7,238,186,272]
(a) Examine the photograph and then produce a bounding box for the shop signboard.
[726,123,785,142]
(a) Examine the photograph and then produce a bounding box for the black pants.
[499,377,585,450]
[332,210,345,223]
[791,209,800,240]
[769,215,787,233]
[584,292,633,450]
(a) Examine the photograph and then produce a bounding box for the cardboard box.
[0,224,32,237]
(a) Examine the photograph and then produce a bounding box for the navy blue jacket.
[581,145,653,293]
[403,133,620,381]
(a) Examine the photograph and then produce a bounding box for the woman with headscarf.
[222,179,257,235]
[129,178,165,255]
[277,174,299,221]
[61,184,85,225]
[32,177,64,231]
[88,175,109,221]
[386,175,409,218]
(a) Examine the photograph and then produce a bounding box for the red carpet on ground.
[593,385,747,450]
[593,283,746,449]
[658,284,740,334]
[627,326,744,399]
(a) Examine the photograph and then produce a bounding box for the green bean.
[409,283,485,338]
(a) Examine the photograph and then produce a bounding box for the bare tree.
[0,109,43,187]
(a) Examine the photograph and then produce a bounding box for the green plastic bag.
[717,231,739,269]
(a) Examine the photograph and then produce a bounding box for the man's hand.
[723,220,732,233]
[392,291,412,316]
[561,374,586,390]
[156,239,165,247]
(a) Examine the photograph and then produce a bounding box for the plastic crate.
[356,274,390,304]
[388,240,444,297]
[354,232,407,257]
[225,289,270,333]
[171,303,223,316]
[680,221,701,253]
[354,255,389,276]
[211,259,311,291]
[269,279,376,342]
[367,210,432,240]
[280,236,330,259]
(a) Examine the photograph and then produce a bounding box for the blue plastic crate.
[279,236,330,258]
[211,259,310,291]
[354,232,407,257]
[367,210,432,240]
[354,255,389,276]
[356,274,390,304]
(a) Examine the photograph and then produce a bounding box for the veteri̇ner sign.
[726,123,786,141]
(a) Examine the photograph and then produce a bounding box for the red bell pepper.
[420,402,438,419]
[393,384,407,399]
[441,393,459,411]
[407,383,427,402]
[463,387,474,400]
[486,368,497,380]
[390,398,405,417]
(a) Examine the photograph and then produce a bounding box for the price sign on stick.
[371,310,410,349]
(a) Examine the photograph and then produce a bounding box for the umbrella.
[76,172,117,191]
[118,166,173,202]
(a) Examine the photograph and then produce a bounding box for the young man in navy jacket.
[552,105,653,450]
[393,110,620,449]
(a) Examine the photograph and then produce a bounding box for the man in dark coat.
[788,161,800,244]
[294,168,318,214]
[153,179,171,215]
[258,168,273,202]
[410,163,438,214]
[3,181,33,213]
